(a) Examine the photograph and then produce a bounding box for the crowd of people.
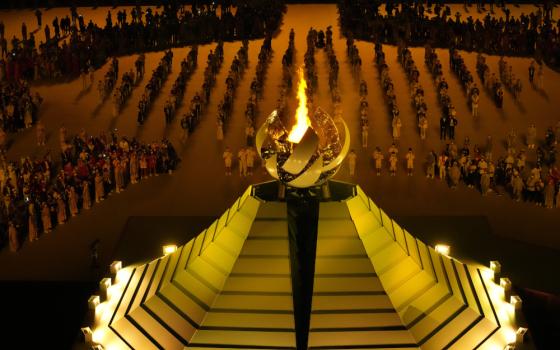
[180,42,224,141]
[351,120,560,209]
[0,2,285,83]
[0,80,42,141]
[216,41,249,140]
[0,129,179,252]
[164,46,197,124]
[137,50,173,124]
[339,1,560,69]
[244,36,273,147]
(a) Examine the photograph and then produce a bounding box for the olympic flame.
[287,69,310,143]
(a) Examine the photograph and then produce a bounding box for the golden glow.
[435,244,450,256]
[287,68,310,143]
[163,244,178,255]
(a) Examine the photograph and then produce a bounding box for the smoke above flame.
[287,68,310,143]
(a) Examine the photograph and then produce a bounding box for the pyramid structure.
[89,183,527,349]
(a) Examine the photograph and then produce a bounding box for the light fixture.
[510,295,522,310]
[110,261,122,275]
[88,295,100,311]
[490,260,501,283]
[500,278,512,300]
[435,244,450,256]
[100,278,111,300]
[504,345,515,350]
[80,327,92,343]
[110,260,123,283]
[516,327,528,343]
[163,244,178,255]
[92,345,105,350]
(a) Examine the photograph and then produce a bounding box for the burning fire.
[287,69,310,143]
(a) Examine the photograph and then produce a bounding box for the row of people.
[180,42,224,141]
[424,47,459,141]
[244,36,273,146]
[399,45,428,140]
[476,53,504,107]
[216,41,249,139]
[164,46,198,124]
[374,43,402,142]
[498,56,523,99]
[137,50,173,125]
[0,130,179,252]
[97,57,119,101]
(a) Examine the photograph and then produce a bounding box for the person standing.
[41,202,52,233]
[440,114,448,140]
[59,125,67,147]
[361,123,368,148]
[347,149,357,176]
[82,181,92,210]
[223,147,233,176]
[68,186,78,217]
[448,112,458,140]
[245,123,255,146]
[36,120,46,146]
[418,115,428,140]
[28,203,38,242]
[527,124,537,149]
[56,193,67,224]
[373,147,384,176]
[528,60,535,83]
[471,92,479,117]
[427,151,437,179]
[8,221,19,252]
[392,115,402,141]
[95,172,104,203]
[449,161,461,188]
[216,119,224,141]
[245,147,256,175]
[389,152,398,176]
[405,148,415,176]
[238,147,247,177]
[438,152,448,180]
[35,9,42,28]
[511,173,524,201]
[129,152,139,184]
[544,179,555,209]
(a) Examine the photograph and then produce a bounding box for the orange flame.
[287,69,309,143]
